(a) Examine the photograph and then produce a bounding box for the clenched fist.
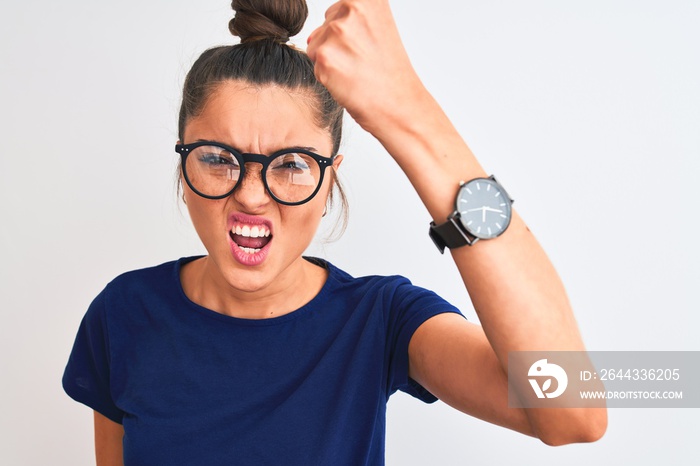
[307,0,428,137]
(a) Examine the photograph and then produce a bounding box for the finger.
[307,9,342,61]
[306,24,324,60]
[307,23,337,65]
[307,24,320,47]
[308,1,342,54]
[324,1,343,20]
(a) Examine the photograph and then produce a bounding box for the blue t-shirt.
[63,257,462,465]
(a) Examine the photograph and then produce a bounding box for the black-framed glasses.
[175,141,337,206]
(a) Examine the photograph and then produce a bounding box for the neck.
[181,256,326,320]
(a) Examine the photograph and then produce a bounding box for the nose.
[232,163,271,210]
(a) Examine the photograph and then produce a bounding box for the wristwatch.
[429,175,514,253]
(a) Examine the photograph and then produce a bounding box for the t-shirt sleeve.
[386,279,465,403]
[62,289,124,424]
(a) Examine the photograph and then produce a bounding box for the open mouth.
[229,224,272,254]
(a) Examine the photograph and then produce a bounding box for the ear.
[332,154,344,170]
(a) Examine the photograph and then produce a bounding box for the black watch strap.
[429,214,477,254]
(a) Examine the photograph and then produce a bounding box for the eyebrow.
[287,146,318,152]
[195,139,318,154]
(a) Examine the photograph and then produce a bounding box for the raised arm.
[308,0,606,445]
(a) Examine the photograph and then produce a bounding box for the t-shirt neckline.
[173,255,335,326]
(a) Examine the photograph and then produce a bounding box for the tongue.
[231,233,270,249]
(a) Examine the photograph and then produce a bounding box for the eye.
[190,145,240,168]
[273,154,311,171]
[198,153,237,166]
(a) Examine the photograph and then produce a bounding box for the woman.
[63,0,607,464]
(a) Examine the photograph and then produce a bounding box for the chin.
[216,259,277,294]
[226,277,271,294]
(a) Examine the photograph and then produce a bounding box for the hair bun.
[229,0,308,44]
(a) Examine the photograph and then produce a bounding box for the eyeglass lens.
[184,145,323,203]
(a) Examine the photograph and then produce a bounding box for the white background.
[1,0,698,464]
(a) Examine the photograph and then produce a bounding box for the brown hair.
[177,0,347,235]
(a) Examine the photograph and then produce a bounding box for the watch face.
[456,178,512,239]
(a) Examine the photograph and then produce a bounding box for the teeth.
[239,247,261,254]
[231,224,270,238]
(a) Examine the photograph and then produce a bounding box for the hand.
[306,0,427,135]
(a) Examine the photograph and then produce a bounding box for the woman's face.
[182,80,341,293]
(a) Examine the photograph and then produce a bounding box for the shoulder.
[93,256,197,318]
[318,257,411,293]
[106,256,194,293]
[109,257,185,283]
[315,257,454,314]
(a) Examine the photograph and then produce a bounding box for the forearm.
[374,87,585,359]
[379,91,605,444]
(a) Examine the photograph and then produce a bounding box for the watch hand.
[465,206,500,222]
